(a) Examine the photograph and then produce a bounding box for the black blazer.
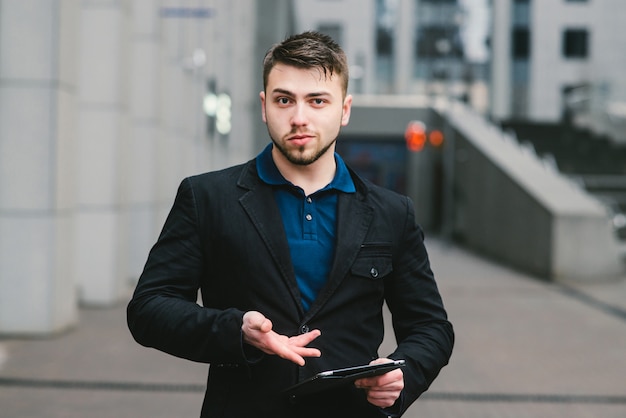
[127,158,454,418]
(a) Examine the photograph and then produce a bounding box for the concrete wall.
[444,101,624,281]
[344,96,624,281]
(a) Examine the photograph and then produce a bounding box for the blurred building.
[3,0,622,336]
[293,0,625,278]
[490,0,626,144]
[0,0,294,334]
[294,0,490,109]
[293,0,490,230]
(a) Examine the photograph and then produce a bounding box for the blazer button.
[370,267,379,278]
[300,324,310,334]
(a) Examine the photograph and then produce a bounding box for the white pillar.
[156,4,209,222]
[156,13,189,224]
[394,0,414,94]
[0,0,78,334]
[489,0,513,121]
[124,0,162,283]
[75,1,130,305]
[226,4,257,166]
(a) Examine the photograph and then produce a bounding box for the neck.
[274,152,336,196]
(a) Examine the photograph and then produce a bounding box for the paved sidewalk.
[1,238,625,417]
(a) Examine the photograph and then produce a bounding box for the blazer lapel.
[237,164,303,313]
[305,191,374,319]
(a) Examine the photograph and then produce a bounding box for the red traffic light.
[405,121,427,152]
[429,129,444,147]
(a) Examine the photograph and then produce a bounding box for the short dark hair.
[262,31,349,96]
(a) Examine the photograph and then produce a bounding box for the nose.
[290,103,308,126]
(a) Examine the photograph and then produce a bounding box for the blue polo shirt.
[256,144,356,312]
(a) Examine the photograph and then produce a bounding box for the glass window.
[415,26,463,58]
[376,28,394,56]
[512,27,530,59]
[563,29,589,58]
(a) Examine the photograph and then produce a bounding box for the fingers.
[289,329,321,346]
[269,340,308,366]
[242,311,322,366]
[356,367,403,388]
[354,358,404,408]
[287,330,322,359]
[357,375,404,408]
[267,330,322,366]
[288,340,321,360]
[363,388,401,408]
[369,358,392,366]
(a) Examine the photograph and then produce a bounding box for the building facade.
[0,0,294,334]
[295,0,489,106]
[490,0,626,143]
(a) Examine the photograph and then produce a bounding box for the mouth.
[287,134,314,146]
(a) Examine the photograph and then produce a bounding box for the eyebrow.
[270,88,330,98]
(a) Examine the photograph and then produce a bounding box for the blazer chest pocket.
[351,243,393,280]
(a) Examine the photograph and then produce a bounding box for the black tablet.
[283,359,406,398]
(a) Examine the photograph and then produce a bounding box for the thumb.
[245,311,273,333]
[258,317,272,333]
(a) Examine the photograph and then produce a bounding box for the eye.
[276,97,291,105]
[311,98,326,106]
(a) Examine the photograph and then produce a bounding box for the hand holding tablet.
[284,359,406,398]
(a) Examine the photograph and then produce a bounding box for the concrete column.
[0,0,78,334]
[156,13,191,224]
[75,1,130,305]
[156,4,212,222]
[124,0,162,283]
[394,0,414,94]
[489,0,512,121]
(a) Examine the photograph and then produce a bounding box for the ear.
[260,91,267,123]
[341,94,353,126]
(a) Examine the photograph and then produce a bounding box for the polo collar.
[256,143,356,194]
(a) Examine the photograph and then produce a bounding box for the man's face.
[260,63,352,166]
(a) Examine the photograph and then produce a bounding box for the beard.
[270,134,337,166]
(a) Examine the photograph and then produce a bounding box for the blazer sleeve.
[127,177,246,364]
[384,196,454,413]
